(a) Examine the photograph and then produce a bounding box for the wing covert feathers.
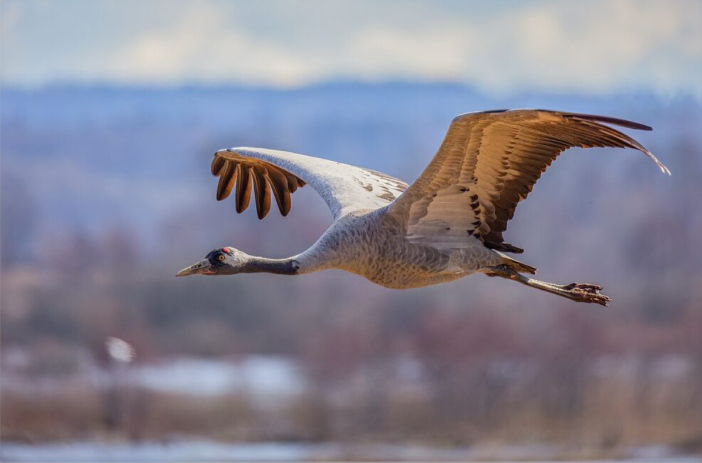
[389,109,670,254]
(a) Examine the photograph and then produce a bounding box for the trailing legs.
[484,264,611,306]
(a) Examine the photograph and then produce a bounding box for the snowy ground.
[2,440,700,462]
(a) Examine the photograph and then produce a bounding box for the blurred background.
[2,0,702,461]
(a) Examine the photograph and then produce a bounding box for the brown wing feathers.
[391,109,669,255]
[266,167,293,216]
[235,164,252,213]
[477,112,668,253]
[252,168,271,219]
[211,152,306,219]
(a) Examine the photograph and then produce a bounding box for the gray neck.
[242,256,300,275]
[240,244,338,276]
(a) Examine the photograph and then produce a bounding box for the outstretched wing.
[387,109,670,253]
[211,147,408,220]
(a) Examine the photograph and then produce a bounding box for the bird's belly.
[341,240,474,289]
[364,269,469,289]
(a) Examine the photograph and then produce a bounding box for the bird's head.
[176,247,248,277]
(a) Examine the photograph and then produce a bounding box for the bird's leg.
[484,264,611,306]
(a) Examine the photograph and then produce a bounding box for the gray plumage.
[177,109,670,306]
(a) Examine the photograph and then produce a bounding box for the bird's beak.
[176,259,212,277]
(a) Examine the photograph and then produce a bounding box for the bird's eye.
[218,254,225,261]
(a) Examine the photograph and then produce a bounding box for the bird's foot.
[561,282,611,306]
[484,266,612,306]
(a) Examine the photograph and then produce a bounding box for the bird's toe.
[564,282,603,293]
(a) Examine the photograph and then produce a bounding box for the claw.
[562,282,611,306]
[574,290,611,306]
[563,282,602,292]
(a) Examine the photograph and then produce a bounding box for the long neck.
[242,256,299,275]
[241,245,337,276]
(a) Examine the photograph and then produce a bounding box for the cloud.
[1,0,701,98]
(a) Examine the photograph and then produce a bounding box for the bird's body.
[178,109,670,305]
[295,209,503,289]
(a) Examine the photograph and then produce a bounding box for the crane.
[177,109,669,305]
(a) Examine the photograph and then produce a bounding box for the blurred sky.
[2,0,701,99]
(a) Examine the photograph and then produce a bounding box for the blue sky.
[2,0,701,98]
